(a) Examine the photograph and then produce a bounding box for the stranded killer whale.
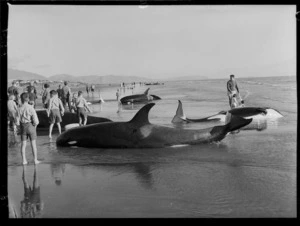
[120,88,161,104]
[36,109,112,130]
[56,103,252,148]
[172,100,283,123]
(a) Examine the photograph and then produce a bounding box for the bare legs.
[21,141,28,165]
[49,123,62,138]
[21,139,40,165]
[57,123,61,134]
[83,117,87,126]
[49,123,54,138]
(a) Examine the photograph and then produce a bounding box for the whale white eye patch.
[68,141,78,145]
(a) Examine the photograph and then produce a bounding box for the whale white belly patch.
[170,144,190,148]
[68,141,78,145]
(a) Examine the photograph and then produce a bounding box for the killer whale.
[56,103,252,148]
[120,88,161,104]
[172,100,283,124]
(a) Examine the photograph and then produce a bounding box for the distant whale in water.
[56,103,252,148]
[120,88,161,104]
[172,100,283,124]
[36,109,112,130]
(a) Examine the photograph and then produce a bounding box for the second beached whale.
[120,88,161,104]
[56,103,252,148]
[172,100,283,123]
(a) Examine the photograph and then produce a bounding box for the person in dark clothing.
[42,83,51,109]
[26,81,37,96]
[90,84,95,95]
[28,87,37,109]
[62,81,72,111]
[227,74,240,108]
[86,84,89,95]
[56,84,63,99]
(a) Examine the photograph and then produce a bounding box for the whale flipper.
[210,115,252,136]
[150,94,161,100]
[129,103,155,126]
[144,88,150,95]
[225,115,252,132]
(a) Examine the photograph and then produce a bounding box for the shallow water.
[7,76,297,218]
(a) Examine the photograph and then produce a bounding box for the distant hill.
[49,74,153,84]
[8,68,47,81]
[48,74,76,82]
[165,75,209,81]
[7,68,154,84]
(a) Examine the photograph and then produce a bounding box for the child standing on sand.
[8,94,19,133]
[116,89,120,102]
[75,91,92,126]
[47,90,65,138]
[18,93,40,165]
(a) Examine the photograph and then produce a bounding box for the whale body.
[172,100,283,124]
[56,103,252,148]
[120,88,161,104]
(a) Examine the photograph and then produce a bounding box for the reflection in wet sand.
[20,165,44,218]
[50,163,66,186]
[77,162,154,190]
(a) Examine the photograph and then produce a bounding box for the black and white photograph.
[4,3,297,218]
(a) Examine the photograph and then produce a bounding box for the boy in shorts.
[75,91,92,126]
[18,93,40,165]
[47,90,65,138]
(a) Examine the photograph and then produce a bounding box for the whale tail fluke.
[172,100,188,123]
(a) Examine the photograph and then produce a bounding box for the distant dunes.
[8,68,153,84]
[8,68,215,84]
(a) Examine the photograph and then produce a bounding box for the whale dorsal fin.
[172,100,187,123]
[144,88,150,95]
[129,103,155,126]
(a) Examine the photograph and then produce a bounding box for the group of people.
[85,84,96,95]
[7,80,92,165]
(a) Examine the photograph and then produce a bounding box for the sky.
[8,5,296,79]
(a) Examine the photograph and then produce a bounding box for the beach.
[7,76,297,218]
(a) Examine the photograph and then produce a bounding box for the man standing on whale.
[227,74,241,108]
